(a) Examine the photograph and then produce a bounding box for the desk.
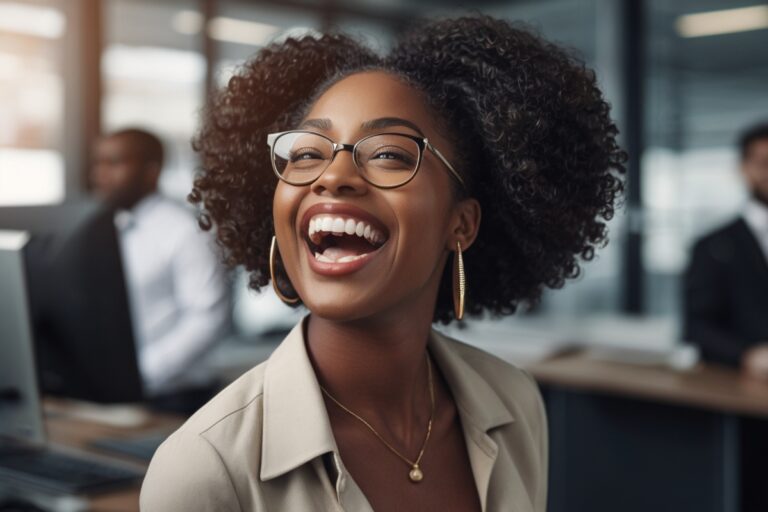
[529,352,768,512]
[40,400,184,511]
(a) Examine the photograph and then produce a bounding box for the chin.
[300,289,383,324]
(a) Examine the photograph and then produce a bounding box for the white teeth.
[314,252,366,264]
[337,254,365,263]
[307,214,386,247]
[331,217,345,233]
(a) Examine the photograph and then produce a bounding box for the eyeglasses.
[266,130,465,189]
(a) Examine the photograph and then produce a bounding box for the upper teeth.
[308,215,385,245]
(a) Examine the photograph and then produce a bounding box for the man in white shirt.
[683,122,768,381]
[91,128,231,412]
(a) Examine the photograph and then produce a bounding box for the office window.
[643,0,768,316]
[102,0,204,201]
[0,0,66,206]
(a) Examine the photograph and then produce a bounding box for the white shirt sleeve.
[137,221,231,394]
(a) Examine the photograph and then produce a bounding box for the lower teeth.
[315,252,366,263]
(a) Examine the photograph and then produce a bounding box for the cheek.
[272,182,304,259]
[114,167,135,187]
[391,187,451,274]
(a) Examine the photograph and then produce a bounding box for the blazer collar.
[427,328,515,431]
[259,314,515,481]
[260,315,336,481]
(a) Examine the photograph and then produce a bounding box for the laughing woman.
[140,15,625,512]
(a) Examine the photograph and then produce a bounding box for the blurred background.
[1,1,767,511]
[2,0,768,333]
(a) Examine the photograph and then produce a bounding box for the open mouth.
[305,215,389,264]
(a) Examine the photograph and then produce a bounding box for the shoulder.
[140,363,268,511]
[145,195,201,233]
[140,427,242,512]
[690,218,746,263]
[694,217,744,248]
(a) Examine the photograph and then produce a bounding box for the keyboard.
[0,448,142,494]
[89,432,167,461]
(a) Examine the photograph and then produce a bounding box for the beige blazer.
[140,315,548,511]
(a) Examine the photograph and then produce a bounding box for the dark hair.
[110,128,165,168]
[190,15,626,324]
[738,122,768,161]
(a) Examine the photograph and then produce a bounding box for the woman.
[141,15,625,512]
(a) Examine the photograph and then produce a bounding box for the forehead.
[96,134,141,159]
[747,138,768,155]
[303,71,434,136]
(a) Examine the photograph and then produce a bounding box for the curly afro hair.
[190,14,626,324]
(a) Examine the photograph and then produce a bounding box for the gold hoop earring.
[270,235,300,305]
[452,241,465,321]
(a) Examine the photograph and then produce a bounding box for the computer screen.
[0,231,45,447]
[0,203,144,403]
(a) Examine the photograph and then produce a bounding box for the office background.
[2,0,767,332]
[2,1,768,511]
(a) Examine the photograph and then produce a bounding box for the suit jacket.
[140,315,548,512]
[683,217,768,366]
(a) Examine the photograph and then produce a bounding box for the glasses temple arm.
[427,143,466,188]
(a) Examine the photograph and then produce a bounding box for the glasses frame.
[266,129,466,190]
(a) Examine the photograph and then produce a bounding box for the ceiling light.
[676,5,768,38]
[171,10,280,46]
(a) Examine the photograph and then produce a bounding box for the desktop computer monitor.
[0,231,45,447]
[0,230,143,495]
[0,203,144,403]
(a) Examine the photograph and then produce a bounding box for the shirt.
[115,193,231,395]
[140,315,549,511]
[743,197,768,265]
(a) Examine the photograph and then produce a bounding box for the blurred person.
[91,128,232,413]
[141,16,625,512]
[683,122,768,380]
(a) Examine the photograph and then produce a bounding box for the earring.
[270,235,300,305]
[452,241,465,321]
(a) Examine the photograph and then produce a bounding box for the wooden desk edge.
[528,352,768,419]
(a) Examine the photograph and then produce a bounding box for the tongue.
[321,235,376,261]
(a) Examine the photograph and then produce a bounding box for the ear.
[445,197,481,252]
[741,161,758,189]
[144,161,162,188]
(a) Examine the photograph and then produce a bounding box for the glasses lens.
[272,132,333,184]
[355,134,420,187]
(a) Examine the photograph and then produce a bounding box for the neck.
[305,295,437,431]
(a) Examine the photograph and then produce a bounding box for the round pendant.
[409,466,423,482]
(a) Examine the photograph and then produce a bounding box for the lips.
[299,203,390,273]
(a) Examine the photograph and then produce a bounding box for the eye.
[371,146,416,166]
[289,147,323,162]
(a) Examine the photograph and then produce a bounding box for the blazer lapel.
[735,218,768,288]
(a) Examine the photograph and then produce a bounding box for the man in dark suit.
[683,122,768,380]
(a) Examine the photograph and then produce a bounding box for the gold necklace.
[320,354,435,483]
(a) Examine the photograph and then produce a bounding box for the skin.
[90,133,161,210]
[740,138,768,380]
[272,71,483,511]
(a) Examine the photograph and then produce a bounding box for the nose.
[310,147,368,197]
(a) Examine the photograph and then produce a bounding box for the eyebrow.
[297,117,426,137]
